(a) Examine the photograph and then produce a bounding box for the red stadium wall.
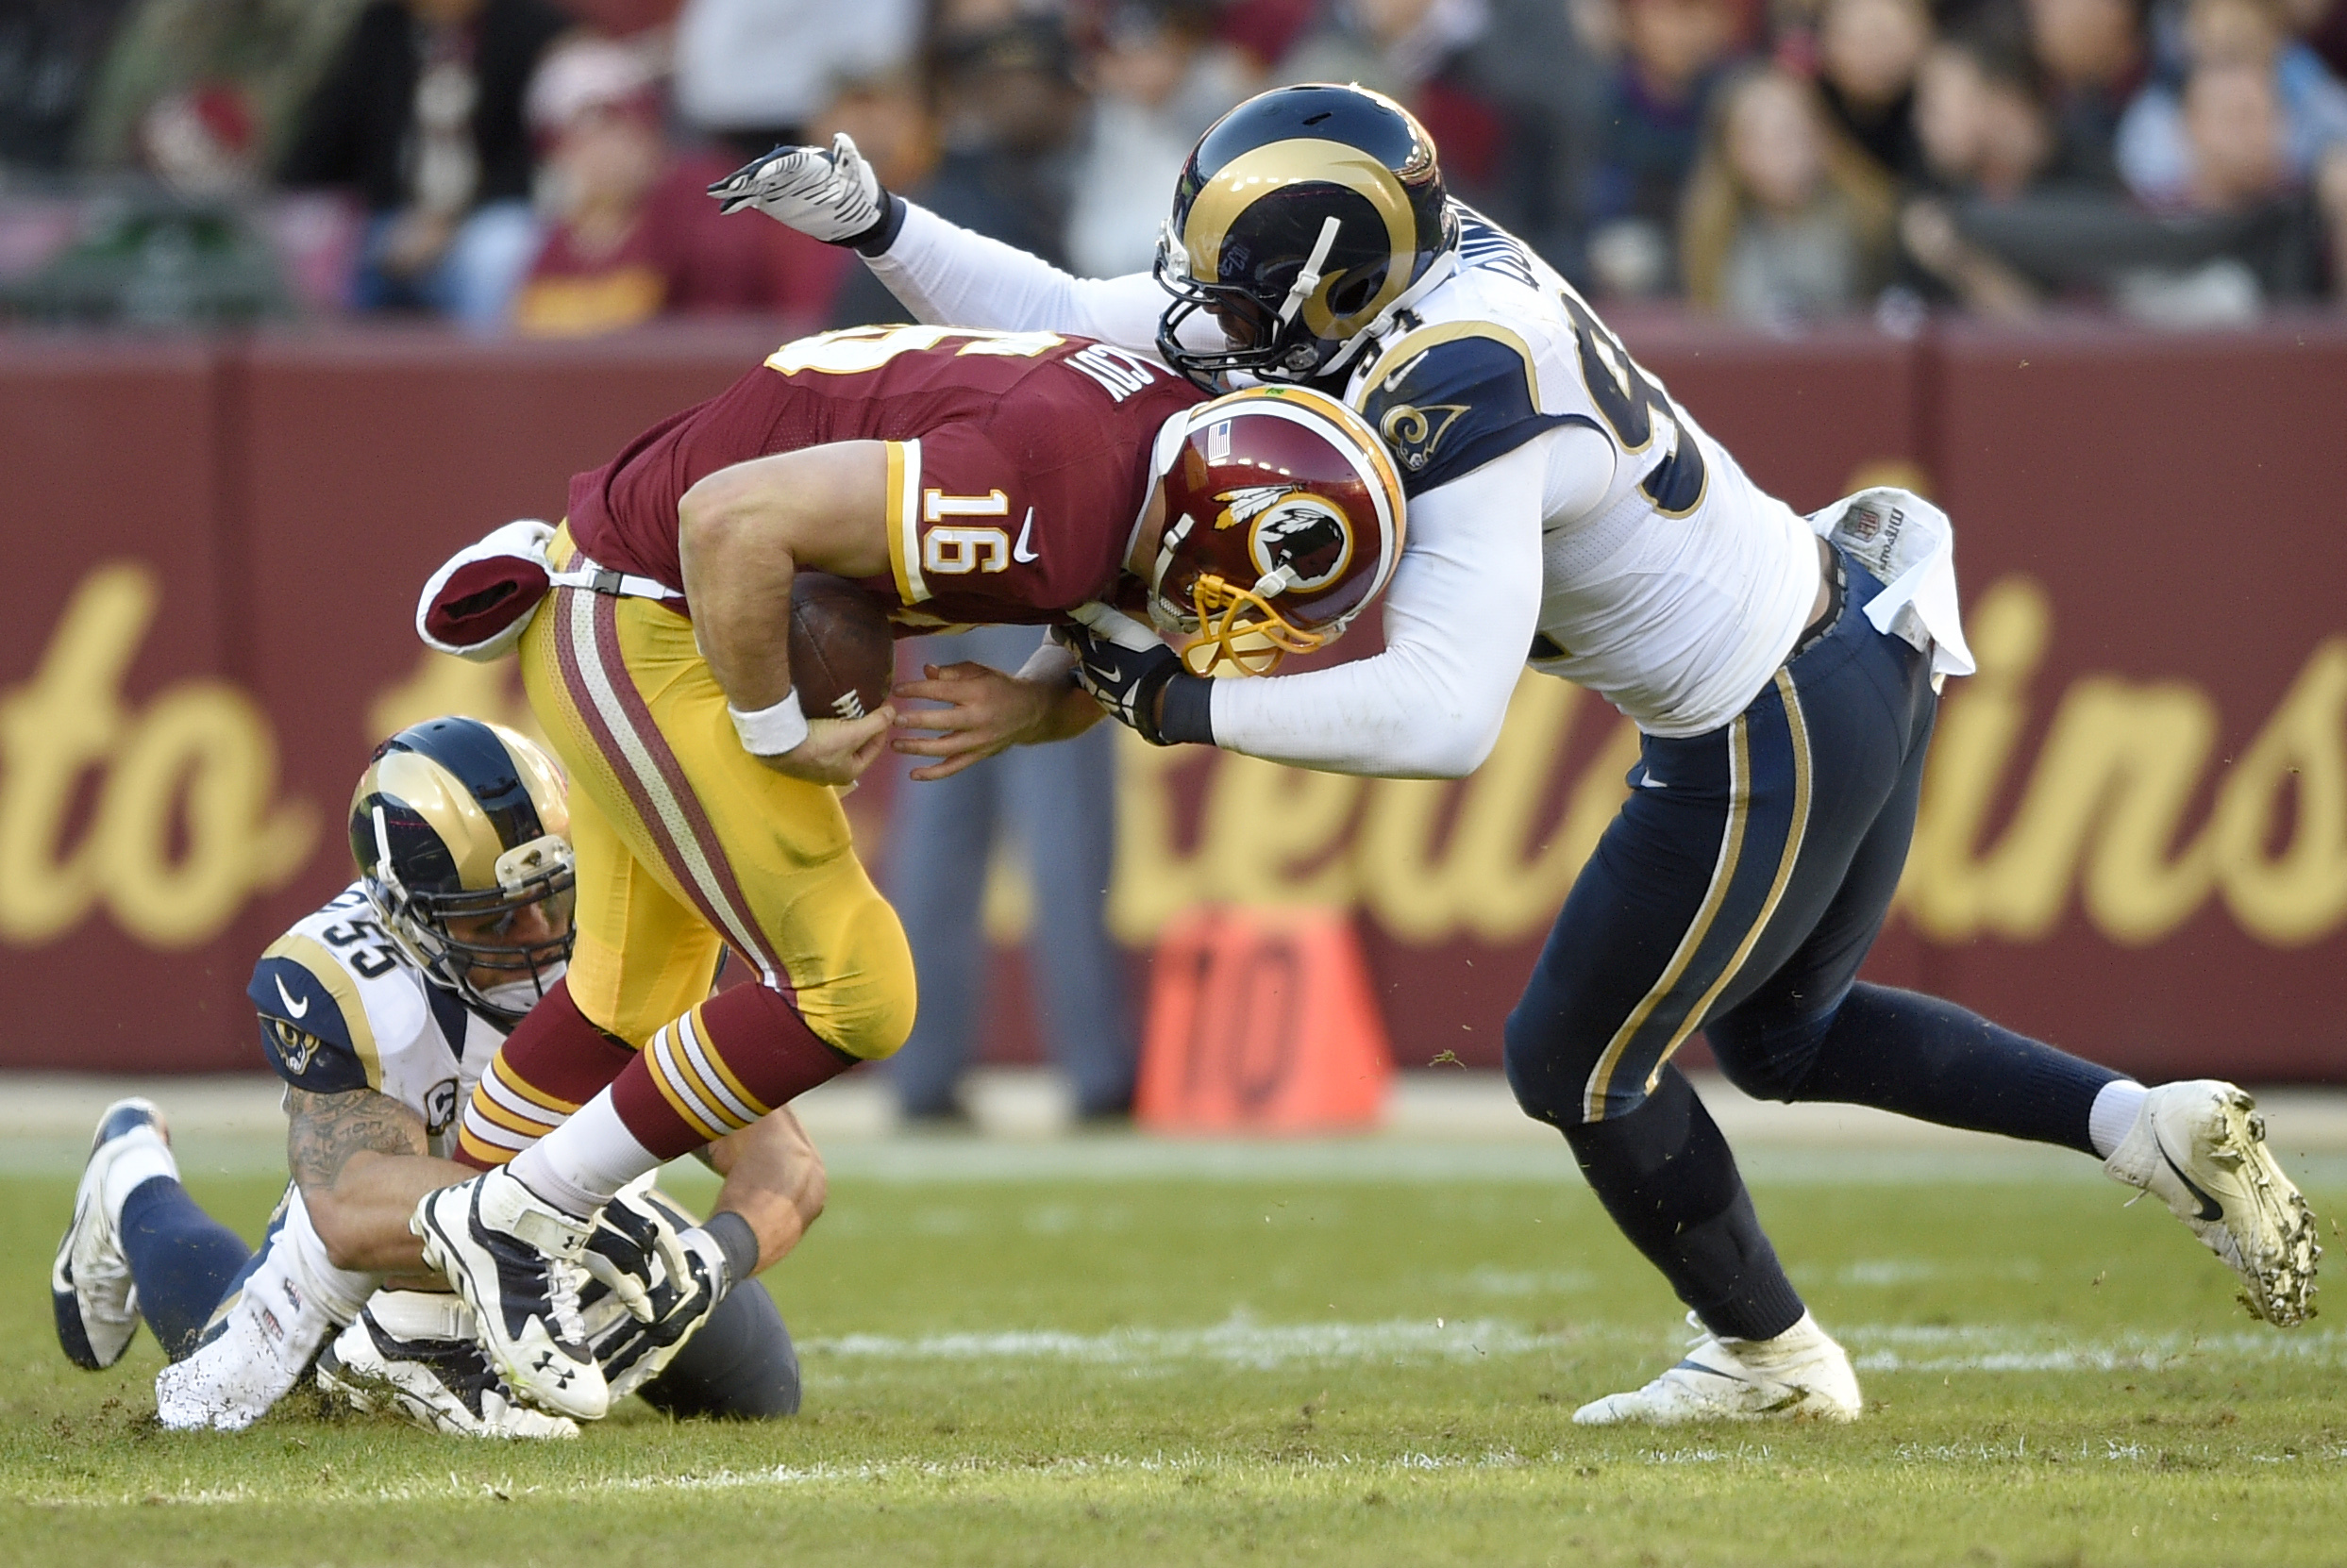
[1,318,2340,1081]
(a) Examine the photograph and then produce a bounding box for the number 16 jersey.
[563,325,1204,630]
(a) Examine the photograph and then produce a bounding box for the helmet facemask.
[367,804,578,1026]
[1149,509,1349,676]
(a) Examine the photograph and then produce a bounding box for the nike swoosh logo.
[275,975,310,1020]
[1639,775,1668,790]
[2154,1129,2224,1222]
[1013,508,1039,564]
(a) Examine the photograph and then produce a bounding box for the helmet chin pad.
[1181,573,1335,676]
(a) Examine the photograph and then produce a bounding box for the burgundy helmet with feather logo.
[1148,385,1406,675]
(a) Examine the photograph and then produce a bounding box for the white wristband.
[728,689,810,756]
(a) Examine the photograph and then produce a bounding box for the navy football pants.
[1504,548,2118,1340]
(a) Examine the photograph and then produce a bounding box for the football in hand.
[788,573,896,722]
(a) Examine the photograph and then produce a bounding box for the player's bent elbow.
[1386,710,1505,780]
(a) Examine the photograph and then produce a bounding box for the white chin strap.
[1318,247,1461,380]
[1274,216,1344,329]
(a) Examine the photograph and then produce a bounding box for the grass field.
[4,1132,2346,1566]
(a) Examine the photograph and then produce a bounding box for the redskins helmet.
[349,716,576,1025]
[1155,83,1458,388]
[1148,384,1407,675]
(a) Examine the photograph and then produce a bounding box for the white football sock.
[2088,1079,2149,1159]
[100,1137,180,1231]
[510,1091,661,1218]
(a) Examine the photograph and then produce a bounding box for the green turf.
[4,1138,2344,1566]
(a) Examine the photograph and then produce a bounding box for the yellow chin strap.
[1182,574,1333,676]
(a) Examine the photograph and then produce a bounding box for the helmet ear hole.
[1327,267,1383,319]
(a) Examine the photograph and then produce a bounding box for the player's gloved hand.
[1052,605,1212,747]
[577,1187,739,1402]
[707,132,900,252]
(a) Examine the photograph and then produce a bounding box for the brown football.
[788,573,897,722]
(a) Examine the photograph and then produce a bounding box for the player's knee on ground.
[637,1277,800,1419]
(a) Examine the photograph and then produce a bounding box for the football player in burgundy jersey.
[712,83,2318,1426]
[407,325,1405,1418]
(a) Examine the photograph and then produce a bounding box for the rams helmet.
[1148,385,1406,675]
[1155,83,1457,389]
[349,717,575,1025]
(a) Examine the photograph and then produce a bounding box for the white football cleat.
[317,1292,577,1440]
[1574,1311,1863,1426]
[2104,1079,2319,1326]
[411,1169,609,1420]
[53,1097,173,1371]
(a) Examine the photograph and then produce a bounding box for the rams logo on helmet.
[1211,486,1355,595]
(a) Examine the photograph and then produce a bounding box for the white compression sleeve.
[1205,439,1550,779]
[864,202,1224,359]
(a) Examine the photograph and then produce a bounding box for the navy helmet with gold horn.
[348,716,576,1025]
[1154,83,1458,390]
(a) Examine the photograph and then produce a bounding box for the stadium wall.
[1,318,2340,1082]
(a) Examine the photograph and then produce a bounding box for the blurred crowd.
[5,0,2347,332]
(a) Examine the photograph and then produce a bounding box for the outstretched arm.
[287,1087,474,1275]
[866,204,1218,359]
[1201,440,1553,778]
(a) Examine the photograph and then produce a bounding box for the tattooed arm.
[285,1088,476,1274]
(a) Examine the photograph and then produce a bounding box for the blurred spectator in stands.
[813,68,937,325]
[511,37,769,334]
[920,14,1086,264]
[1814,0,1932,180]
[1216,0,1320,70]
[1899,31,2054,313]
[2025,0,2150,186]
[1585,0,1749,295]
[1681,64,1897,322]
[885,626,1139,1127]
[278,0,571,331]
[2117,0,2347,203]
[0,0,139,173]
[1282,0,1604,277]
[1065,0,1250,278]
[674,0,920,158]
[75,0,365,181]
[824,18,1083,326]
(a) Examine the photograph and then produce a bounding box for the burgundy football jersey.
[563,325,1202,626]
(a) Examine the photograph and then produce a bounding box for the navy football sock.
[1560,1066,1806,1342]
[1785,984,2118,1158]
[120,1176,252,1359]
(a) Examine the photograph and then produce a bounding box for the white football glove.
[578,1187,731,1402]
[708,132,890,244]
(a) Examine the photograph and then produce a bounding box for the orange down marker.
[1134,907,1394,1134]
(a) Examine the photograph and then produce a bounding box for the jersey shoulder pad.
[248,906,426,1094]
[1354,323,1594,496]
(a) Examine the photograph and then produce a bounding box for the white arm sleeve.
[864,202,1226,359]
[1204,437,1551,779]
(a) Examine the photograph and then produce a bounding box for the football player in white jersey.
[712,84,2319,1421]
[52,717,822,1435]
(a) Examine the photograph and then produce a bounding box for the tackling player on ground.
[712,83,2319,1423]
[403,326,1405,1417]
[51,717,818,1435]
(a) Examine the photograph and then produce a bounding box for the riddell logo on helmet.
[1211,486,1354,593]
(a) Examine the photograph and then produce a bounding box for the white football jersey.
[248,882,508,1157]
[1341,209,1819,738]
